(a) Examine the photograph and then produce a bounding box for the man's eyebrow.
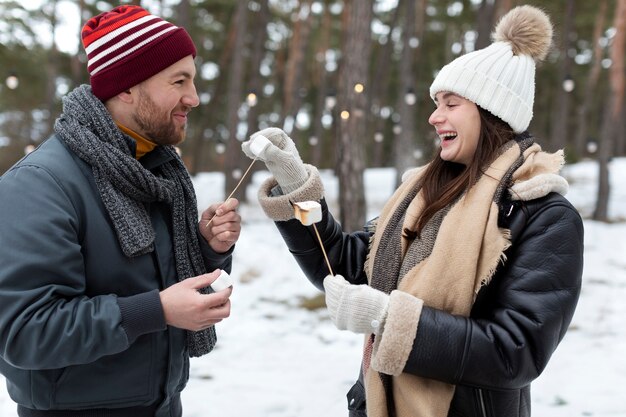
[170,71,193,79]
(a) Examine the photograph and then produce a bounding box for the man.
[0,5,240,417]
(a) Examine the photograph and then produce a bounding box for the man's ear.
[116,89,134,104]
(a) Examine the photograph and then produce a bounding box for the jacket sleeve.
[274,199,371,290]
[197,228,234,274]
[0,164,135,370]
[402,195,584,389]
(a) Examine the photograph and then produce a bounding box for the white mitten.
[323,274,389,335]
[242,127,308,194]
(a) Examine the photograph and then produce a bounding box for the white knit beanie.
[429,6,553,133]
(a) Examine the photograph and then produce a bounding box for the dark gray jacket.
[0,136,232,417]
[273,194,583,417]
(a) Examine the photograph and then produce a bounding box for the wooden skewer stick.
[293,201,333,276]
[312,222,334,276]
[205,156,258,228]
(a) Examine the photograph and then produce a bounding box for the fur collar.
[510,173,568,201]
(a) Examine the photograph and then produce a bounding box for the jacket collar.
[140,146,176,170]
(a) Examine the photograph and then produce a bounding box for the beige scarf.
[362,140,565,417]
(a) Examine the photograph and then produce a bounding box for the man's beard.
[133,88,189,146]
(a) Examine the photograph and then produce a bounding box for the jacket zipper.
[477,388,488,417]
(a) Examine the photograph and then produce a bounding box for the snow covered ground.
[1,158,625,417]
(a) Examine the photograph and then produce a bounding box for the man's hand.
[200,198,241,253]
[160,270,232,331]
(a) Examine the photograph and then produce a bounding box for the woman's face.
[428,92,481,166]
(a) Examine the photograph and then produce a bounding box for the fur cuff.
[257,164,324,221]
[371,290,424,376]
[509,173,569,201]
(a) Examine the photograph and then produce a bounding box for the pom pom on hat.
[429,6,553,133]
[82,5,196,102]
[493,5,552,61]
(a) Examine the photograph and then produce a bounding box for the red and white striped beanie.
[82,5,196,102]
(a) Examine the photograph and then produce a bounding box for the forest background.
[1,0,625,230]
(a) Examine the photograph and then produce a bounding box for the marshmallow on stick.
[293,201,322,226]
[248,134,272,157]
[205,136,269,228]
[293,201,333,276]
[210,270,233,292]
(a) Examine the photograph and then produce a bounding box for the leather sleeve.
[403,193,584,390]
[273,199,372,291]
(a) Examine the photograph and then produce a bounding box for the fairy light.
[5,74,18,90]
[404,88,417,105]
[246,92,258,107]
[325,89,337,110]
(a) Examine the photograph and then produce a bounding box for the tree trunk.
[475,0,496,50]
[393,0,419,186]
[238,0,271,202]
[188,20,238,175]
[223,0,248,202]
[336,0,373,232]
[70,0,86,88]
[281,0,313,137]
[615,70,626,157]
[494,0,513,21]
[549,0,575,152]
[369,2,402,168]
[310,0,333,168]
[45,0,60,139]
[177,0,190,27]
[594,0,626,221]
[575,0,607,158]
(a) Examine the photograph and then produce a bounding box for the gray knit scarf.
[54,84,215,357]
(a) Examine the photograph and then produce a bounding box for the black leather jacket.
[273,193,583,417]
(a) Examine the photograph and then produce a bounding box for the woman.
[242,6,583,417]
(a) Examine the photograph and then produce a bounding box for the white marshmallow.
[249,135,272,157]
[210,270,233,292]
[293,201,322,226]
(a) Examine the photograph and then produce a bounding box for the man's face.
[131,55,199,146]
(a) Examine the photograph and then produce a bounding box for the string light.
[586,140,598,154]
[354,83,364,94]
[5,73,18,90]
[340,110,350,120]
[246,92,258,107]
[562,75,575,93]
[404,88,417,105]
[325,89,337,110]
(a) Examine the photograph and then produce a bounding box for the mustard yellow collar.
[116,123,157,159]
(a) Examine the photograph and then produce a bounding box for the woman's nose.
[428,107,443,126]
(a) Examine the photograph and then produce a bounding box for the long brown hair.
[414,107,516,237]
